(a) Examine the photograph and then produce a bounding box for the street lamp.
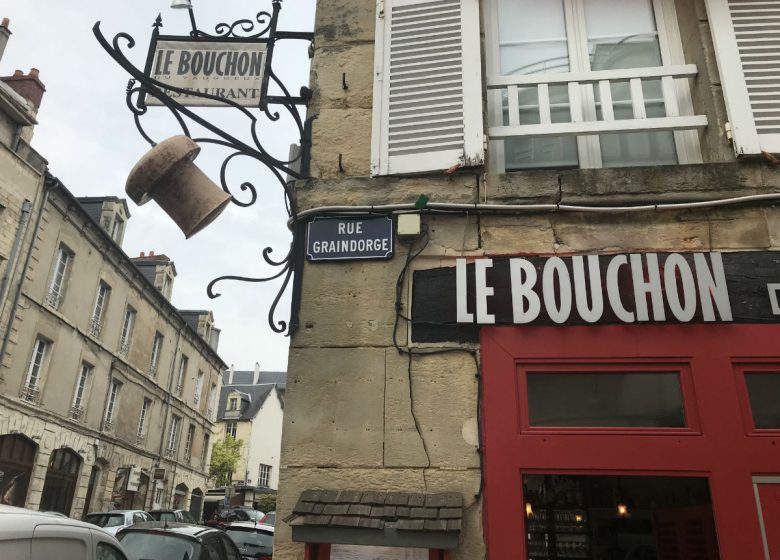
[170,0,192,9]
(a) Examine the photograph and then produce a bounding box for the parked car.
[0,505,128,560]
[223,521,274,559]
[84,510,154,536]
[147,509,198,524]
[205,506,265,530]
[117,522,242,560]
[258,511,275,526]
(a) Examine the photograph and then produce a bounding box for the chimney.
[149,251,155,256]
[0,18,10,63]
[1,67,46,110]
[139,252,145,257]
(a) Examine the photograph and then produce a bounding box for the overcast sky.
[1,1,316,372]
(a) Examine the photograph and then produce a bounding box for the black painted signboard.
[307,216,394,262]
[412,251,780,342]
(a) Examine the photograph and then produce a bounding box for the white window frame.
[175,355,188,396]
[104,380,122,428]
[149,332,164,376]
[166,415,181,455]
[22,337,49,401]
[72,362,92,413]
[228,395,239,411]
[111,216,124,243]
[225,421,238,439]
[202,433,211,467]
[47,245,72,309]
[183,424,195,462]
[118,306,136,356]
[194,370,204,405]
[207,382,218,417]
[484,0,702,171]
[90,281,111,337]
[258,464,271,488]
[137,398,152,440]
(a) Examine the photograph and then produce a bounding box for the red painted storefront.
[481,324,780,559]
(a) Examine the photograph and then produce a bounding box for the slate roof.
[231,370,287,389]
[217,383,277,420]
[289,489,463,533]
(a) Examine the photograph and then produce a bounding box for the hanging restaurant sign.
[146,39,266,107]
[412,251,780,342]
[306,216,394,262]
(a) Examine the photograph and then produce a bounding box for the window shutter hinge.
[378,1,385,18]
[724,121,733,141]
[483,134,488,152]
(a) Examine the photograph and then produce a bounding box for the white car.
[223,521,274,560]
[0,505,128,560]
[84,509,153,536]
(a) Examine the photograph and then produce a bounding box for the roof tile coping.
[291,489,464,533]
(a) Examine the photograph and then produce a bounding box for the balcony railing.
[69,404,85,422]
[118,341,130,358]
[148,364,158,378]
[164,447,176,459]
[174,384,184,397]
[45,289,62,309]
[102,419,114,434]
[487,64,707,141]
[136,433,146,447]
[19,384,41,404]
[89,316,103,337]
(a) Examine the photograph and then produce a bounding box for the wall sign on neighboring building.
[412,251,780,342]
[306,216,394,262]
[146,39,266,107]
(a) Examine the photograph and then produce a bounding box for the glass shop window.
[523,474,720,559]
[526,372,686,428]
[744,372,780,429]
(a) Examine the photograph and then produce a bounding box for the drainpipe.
[0,174,58,369]
[157,326,183,505]
[0,199,32,314]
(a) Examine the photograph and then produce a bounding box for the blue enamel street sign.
[306,216,394,262]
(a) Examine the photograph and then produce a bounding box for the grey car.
[117,522,242,560]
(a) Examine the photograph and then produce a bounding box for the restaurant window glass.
[744,372,780,429]
[527,371,685,428]
[523,474,719,559]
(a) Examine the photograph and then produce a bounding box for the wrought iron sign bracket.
[93,0,314,335]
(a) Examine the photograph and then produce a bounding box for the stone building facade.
[0,20,225,520]
[276,0,780,559]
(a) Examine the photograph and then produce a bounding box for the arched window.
[40,448,82,515]
[0,434,38,507]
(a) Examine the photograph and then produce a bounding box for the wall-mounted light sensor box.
[397,214,421,239]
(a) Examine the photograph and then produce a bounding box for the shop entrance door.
[481,324,780,560]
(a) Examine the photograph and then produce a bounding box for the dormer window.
[111,215,125,244]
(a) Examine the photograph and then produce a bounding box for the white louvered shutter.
[371,0,484,176]
[705,0,780,155]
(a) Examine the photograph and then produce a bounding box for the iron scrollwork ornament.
[93,0,313,335]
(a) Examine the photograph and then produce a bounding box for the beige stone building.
[275,0,780,558]
[0,20,225,520]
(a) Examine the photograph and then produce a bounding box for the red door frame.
[481,324,780,560]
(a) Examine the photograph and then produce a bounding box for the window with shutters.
[485,0,705,171]
[371,0,484,176]
[705,0,780,155]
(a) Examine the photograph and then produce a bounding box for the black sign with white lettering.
[306,216,394,262]
[412,251,780,342]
